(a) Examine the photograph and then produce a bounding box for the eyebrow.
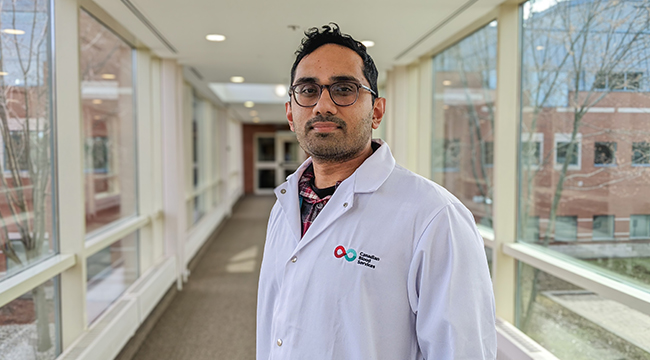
[293,75,361,85]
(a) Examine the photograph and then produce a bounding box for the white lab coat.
[257,140,496,360]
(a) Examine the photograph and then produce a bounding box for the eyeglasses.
[289,81,377,107]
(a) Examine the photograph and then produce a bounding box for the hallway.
[132,196,275,360]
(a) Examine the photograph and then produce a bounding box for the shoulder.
[383,164,463,213]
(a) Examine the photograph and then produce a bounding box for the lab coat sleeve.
[257,201,281,360]
[407,203,496,359]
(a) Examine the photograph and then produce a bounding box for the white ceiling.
[93,0,506,123]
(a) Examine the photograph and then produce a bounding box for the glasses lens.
[294,83,320,106]
[330,82,358,106]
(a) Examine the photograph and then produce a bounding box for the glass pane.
[80,10,136,235]
[593,215,614,240]
[0,278,59,359]
[258,169,275,189]
[0,0,55,281]
[431,22,497,229]
[517,263,650,359]
[86,232,139,325]
[193,194,205,224]
[631,215,650,239]
[192,92,202,189]
[485,246,493,277]
[283,140,301,163]
[519,0,650,289]
[257,137,275,162]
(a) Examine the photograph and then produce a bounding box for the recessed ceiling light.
[2,29,24,35]
[101,74,116,80]
[442,80,452,86]
[536,45,544,51]
[361,40,375,48]
[275,84,287,97]
[206,34,226,42]
[230,76,245,83]
[92,99,102,105]
[244,101,255,108]
[0,72,8,76]
[253,117,261,123]
[249,110,258,116]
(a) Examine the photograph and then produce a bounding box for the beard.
[296,111,373,163]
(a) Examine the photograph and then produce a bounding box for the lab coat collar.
[277,138,395,196]
[273,139,396,243]
[350,139,395,194]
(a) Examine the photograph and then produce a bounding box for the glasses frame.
[289,81,377,107]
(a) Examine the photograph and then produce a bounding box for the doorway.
[254,131,305,194]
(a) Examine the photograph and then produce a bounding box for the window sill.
[0,253,76,308]
[503,242,650,318]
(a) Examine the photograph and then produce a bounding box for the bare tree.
[0,0,53,353]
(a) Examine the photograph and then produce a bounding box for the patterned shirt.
[298,164,339,237]
[298,142,381,237]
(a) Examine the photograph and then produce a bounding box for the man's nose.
[312,87,338,116]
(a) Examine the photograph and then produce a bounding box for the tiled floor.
[133,196,275,360]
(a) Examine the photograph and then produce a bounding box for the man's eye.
[332,83,355,93]
[298,86,319,95]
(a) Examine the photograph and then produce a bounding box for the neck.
[311,142,374,189]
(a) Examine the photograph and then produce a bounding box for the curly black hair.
[290,23,378,101]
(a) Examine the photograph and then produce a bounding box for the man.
[257,24,496,360]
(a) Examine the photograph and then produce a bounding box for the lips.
[311,122,341,132]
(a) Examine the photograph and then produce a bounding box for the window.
[442,139,461,171]
[594,142,616,166]
[520,133,543,170]
[80,10,137,235]
[0,278,59,359]
[521,216,540,242]
[2,131,44,172]
[0,0,55,282]
[517,263,650,359]
[485,247,493,277]
[555,134,581,169]
[520,0,650,339]
[594,71,643,91]
[431,22,497,229]
[484,141,494,166]
[632,142,650,166]
[630,215,650,239]
[86,232,139,324]
[257,137,275,162]
[593,215,614,240]
[191,91,205,224]
[555,216,577,241]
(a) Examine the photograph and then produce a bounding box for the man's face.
[286,44,385,163]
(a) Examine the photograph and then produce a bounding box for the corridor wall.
[0,1,243,359]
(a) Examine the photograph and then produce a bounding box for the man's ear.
[371,97,386,130]
[286,101,295,132]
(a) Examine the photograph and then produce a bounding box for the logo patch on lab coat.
[334,245,380,269]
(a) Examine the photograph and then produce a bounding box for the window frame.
[554,133,582,170]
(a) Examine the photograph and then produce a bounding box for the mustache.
[305,115,347,131]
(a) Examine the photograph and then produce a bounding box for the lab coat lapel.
[274,158,313,244]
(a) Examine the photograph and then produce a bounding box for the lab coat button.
[277,339,283,346]
[291,256,297,263]
[316,203,323,209]
[343,202,348,207]
[280,189,286,194]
